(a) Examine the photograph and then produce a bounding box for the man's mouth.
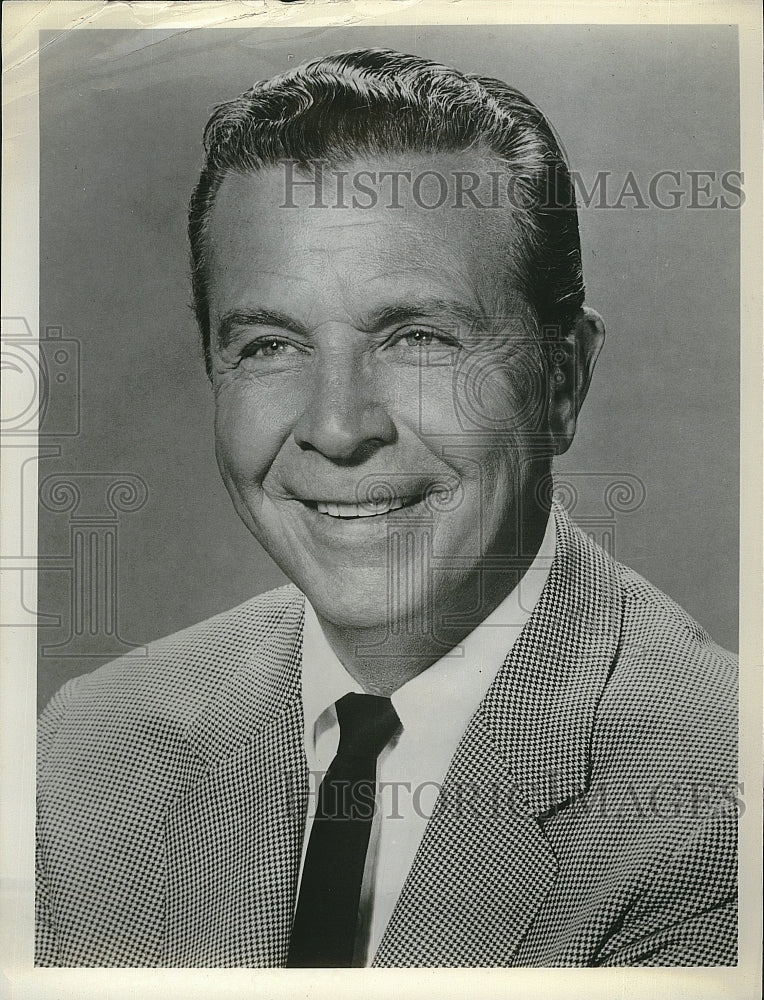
[306,496,421,519]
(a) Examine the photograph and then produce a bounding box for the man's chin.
[302,585,392,632]
[297,568,410,632]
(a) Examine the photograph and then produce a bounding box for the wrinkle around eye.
[382,328,461,365]
[224,336,313,376]
[241,337,303,360]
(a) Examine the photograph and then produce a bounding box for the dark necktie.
[287,692,401,968]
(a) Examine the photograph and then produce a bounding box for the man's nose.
[292,349,396,463]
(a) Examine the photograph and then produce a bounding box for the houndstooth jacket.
[35,504,738,967]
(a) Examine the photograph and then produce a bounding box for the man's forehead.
[210,149,520,232]
[206,152,531,332]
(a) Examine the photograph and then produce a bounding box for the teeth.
[315,497,410,518]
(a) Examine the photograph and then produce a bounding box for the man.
[36,48,737,967]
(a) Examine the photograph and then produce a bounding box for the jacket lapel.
[373,714,559,966]
[375,504,623,966]
[163,592,308,967]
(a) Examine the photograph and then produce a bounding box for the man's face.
[207,153,554,635]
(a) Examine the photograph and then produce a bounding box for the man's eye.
[390,328,456,350]
[242,338,298,359]
[403,329,435,347]
[383,327,460,367]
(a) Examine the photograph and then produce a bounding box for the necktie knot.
[335,692,400,760]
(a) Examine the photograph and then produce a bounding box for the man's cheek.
[214,416,264,496]
[441,361,537,437]
[214,393,264,473]
[414,385,463,438]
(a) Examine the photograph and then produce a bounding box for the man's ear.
[546,306,605,456]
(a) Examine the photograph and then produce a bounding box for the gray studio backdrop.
[37,25,740,711]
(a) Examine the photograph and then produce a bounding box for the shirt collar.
[301,512,556,754]
[301,599,365,754]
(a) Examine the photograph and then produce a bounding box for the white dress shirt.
[298,513,555,966]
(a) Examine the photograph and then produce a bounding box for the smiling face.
[207,153,560,637]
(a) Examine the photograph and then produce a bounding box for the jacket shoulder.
[614,558,737,676]
[595,557,737,780]
[38,583,305,762]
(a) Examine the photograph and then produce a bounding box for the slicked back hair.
[189,48,585,376]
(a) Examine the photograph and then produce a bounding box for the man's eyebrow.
[216,309,311,349]
[358,299,500,335]
[216,299,513,349]
[361,297,524,335]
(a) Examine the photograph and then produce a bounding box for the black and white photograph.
[1,0,761,995]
